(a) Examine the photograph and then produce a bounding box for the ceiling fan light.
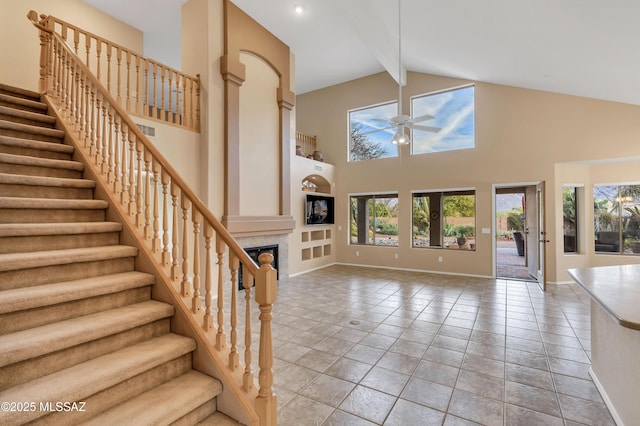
[392,127,410,145]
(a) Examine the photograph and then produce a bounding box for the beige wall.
[296,71,640,282]
[0,0,143,92]
[239,52,280,216]
[181,0,224,216]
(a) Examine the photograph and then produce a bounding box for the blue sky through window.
[412,85,475,154]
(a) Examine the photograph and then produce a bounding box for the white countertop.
[569,264,640,330]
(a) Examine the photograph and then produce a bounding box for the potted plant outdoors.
[455,225,475,248]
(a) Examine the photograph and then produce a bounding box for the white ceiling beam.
[328,0,406,86]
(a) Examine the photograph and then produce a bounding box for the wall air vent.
[136,123,156,137]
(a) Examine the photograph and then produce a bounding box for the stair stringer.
[43,95,260,426]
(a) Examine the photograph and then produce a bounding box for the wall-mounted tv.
[305,194,334,225]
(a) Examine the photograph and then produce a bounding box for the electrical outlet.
[438,256,443,262]
[338,225,342,231]
[394,253,399,259]
[356,251,360,256]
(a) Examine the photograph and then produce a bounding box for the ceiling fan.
[367,0,441,145]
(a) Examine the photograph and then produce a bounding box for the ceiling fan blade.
[409,124,441,133]
[362,126,396,135]
[371,118,392,124]
[408,113,435,124]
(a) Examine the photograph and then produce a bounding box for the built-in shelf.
[300,227,333,262]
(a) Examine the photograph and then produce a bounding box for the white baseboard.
[589,367,623,426]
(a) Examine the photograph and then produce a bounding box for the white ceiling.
[84,0,640,105]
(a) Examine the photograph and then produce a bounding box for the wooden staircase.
[0,84,238,425]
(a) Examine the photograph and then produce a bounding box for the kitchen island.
[568,264,640,426]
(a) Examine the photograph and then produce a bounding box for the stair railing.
[28,11,276,425]
[29,11,199,132]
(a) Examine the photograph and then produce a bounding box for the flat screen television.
[305,194,334,225]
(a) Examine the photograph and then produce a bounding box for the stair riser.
[0,319,170,391]
[0,257,134,290]
[0,163,82,179]
[174,400,218,426]
[0,144,71,161]
[0,100,46,115]
[0,128,63,144]
[30,354,193,426]
[0,287,150,335]
[0,113,55,129]
[0,183,93,199]
[0,87,40,102]
[0,208,105,224]
[0,232,119,254]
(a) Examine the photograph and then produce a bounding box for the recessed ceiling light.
[294,4,304,15]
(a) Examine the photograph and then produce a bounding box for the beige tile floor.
[269,265,615,426]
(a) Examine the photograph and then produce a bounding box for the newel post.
[254,253,277,426]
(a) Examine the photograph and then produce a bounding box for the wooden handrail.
[27,10,276,425]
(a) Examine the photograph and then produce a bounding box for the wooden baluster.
[136,141,144,227]
[191,210,201,313]
[143,60,149,117]
[116,47,122,106]
[181,194,191,296]
[203,223,213,330]
[128,133,137,216]
[51,38,60,96]
[119,122,129,205]
[186,77,193,129]
[255,253,278,426]
[94,94,103,167]
[85,34,91,69]
[62,49,70,115]
[73,29,79,55]
[194,74,201,131]
[243,271,254,392]
[144,149,153,238]
[229,253,239,371]
[72,64,79,129]
[106,108,115,183]
[100,98,109,173]
[106,43,112,93]
[83,77,91,147]
[88,87,96,157]
[215,236,227,350]
[96,40,102,82]
[135,56,141,114]
[112,115,122,195]
[161,170,171,265]
[171,183,180,280]
[126,51,132,112]
[160,66,165,120]
[152,62,158,119]
[168,70,174,123]
[152,159,161,252]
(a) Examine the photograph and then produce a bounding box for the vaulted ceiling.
[84,0,640,105]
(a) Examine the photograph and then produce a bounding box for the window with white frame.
[411,85,475,155]
[594,184,640,254]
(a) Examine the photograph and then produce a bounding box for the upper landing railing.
[31,12,200,132]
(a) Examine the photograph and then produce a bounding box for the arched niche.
[302,174,331,194]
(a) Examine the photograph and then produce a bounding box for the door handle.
[539,239,550,243]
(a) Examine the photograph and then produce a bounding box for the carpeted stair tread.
[0,271,154,314]
[0,134,72,154]
[0,105,56,125]
[0,300,174,367]
[0,333,195,425]
[0,172,94,189]
[0,152,83,171]
[0,93,47,112]
[0,119,64,138]
[0,196,106,210]
[83,371,222,426]
[0,84,41,100]
[0,221,119,237]
[0,245,137,272]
